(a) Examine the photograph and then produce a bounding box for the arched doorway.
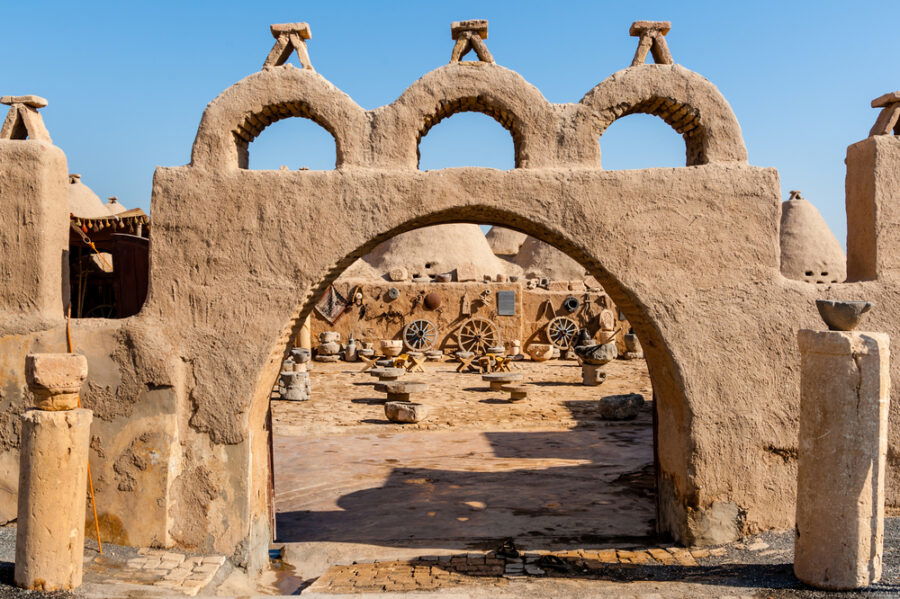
[267,220,660,579]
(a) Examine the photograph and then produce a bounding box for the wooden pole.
[66,306,103,554]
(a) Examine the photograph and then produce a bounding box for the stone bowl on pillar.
[815,299,873,331]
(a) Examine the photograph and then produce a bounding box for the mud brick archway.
[39,23,896,574]
[132,44,818,569]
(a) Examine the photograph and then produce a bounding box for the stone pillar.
[795,330,890,590]
[15,353,92,591]
[299,314,312,350]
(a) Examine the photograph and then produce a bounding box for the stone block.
[598,394,644,420]
[270,22,311,39]
[25,353,87,410]
[872,91,900,108]
[451,19,488,40]
[0,95,48,108]
[385,402,428,423]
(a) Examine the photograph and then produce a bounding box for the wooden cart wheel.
[546,316,579,349]
[457,318,500,354]
[402,319,439,351]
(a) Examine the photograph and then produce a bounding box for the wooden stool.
[358,354,380,372]
[482,372,523,391]
[501,384,531,402]
[456,353,477,373]
[374,381,428,402]
[493,355,513,372]
[406,353,426,373]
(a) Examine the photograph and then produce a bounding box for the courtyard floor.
[273,357,655,589]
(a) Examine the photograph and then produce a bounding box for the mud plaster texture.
[2,51,900,573]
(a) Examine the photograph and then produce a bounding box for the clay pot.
[624,334,641,353]
[527,343,554,362]
[319,331,340,343]
[815,300,874,331]
[316,342,341,355]
[424,292,442,310]
[380,339,403,357]
[291,348,311,363]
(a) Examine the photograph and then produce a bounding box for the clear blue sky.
[4,1,897,245]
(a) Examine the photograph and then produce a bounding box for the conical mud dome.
[339,258,382,281]
[780,192,846,283]
[513,235,586,280]
[486,226,527,257]
[67,174,110,218]
[363,224,522,279]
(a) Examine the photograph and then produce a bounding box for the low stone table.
[377,368,406,382]
[500,384,531,402]
[374,381,428,402]
[482,372,523,391]
[385,401,428,423]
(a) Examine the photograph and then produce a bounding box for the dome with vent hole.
[780,195,846,284]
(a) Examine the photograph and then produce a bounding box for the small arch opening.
[599,113,689,170]
[417,101,519,170]
[232,102,338,170]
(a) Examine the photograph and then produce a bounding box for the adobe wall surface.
[0,140,69,333]
[2,46,900,573]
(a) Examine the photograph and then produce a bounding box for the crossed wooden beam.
[264,22,314,70]
[450,19,494,63]
[630,21,673,66]
[870,91,900,137]
[1,95,51,142]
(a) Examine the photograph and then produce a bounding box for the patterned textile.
[315,285,349,324]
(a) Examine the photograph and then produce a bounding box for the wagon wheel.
[402,319,439,351]
[457,318,500,354]
[546,316,578,349]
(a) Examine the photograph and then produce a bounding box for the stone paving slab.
[82,547,226,596]
[304,546,715,594]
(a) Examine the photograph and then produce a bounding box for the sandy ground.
[272,358,653,435]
